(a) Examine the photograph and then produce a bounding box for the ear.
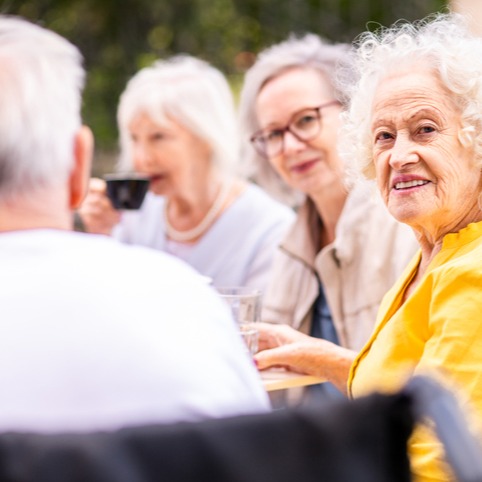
[69,125,94,209]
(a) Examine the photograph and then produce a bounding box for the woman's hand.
[254,322,356,395]
[77,178,121,235]
[255,322,315,373]
[256,322,311,352]
[255,323,333,375]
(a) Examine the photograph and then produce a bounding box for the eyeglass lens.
[262,108,321,157]
[252,101,340,158]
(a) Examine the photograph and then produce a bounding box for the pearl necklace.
[164,182,232,242]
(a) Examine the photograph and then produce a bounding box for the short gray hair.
[342,13,482,181]
[0,16,84,200]
[238,34,352,205]
[117,55,239,175]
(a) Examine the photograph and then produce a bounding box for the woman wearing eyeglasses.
[239,34,418,399]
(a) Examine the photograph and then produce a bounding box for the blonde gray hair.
[117,55,239,175]
[0,15,84,200]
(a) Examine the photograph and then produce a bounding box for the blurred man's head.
[0,15,92,224]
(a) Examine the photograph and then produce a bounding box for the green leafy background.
[1,0,447,174]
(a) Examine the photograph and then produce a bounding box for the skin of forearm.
[292,340,356,395]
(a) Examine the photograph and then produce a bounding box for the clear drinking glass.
[217,287,262,356]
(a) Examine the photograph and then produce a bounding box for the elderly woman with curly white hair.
[78,55,294,290]
[254,13,482,480]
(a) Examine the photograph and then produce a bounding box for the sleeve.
[111,213,137,244]
[410,263,482,481]
[242,215,294,292]
[111,210,148,245]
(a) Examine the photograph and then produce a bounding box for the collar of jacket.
[279,182,381,269]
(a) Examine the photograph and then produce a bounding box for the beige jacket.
[262,182,419,351]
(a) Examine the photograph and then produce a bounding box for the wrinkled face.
[254,68,344,196]
[371,66,481,235]
[128,112,212,196]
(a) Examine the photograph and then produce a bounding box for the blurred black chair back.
[404,376,482,482]
[0,376,479,482]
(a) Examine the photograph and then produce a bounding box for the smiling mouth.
[290,159,318,173]
[394,180,429,190]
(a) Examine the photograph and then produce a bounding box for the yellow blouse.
[348,221,482,481]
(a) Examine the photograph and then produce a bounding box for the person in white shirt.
[0,14,269,433]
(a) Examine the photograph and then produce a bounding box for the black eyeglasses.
[250,100,341,158]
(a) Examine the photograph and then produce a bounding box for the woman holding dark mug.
[78,55,294,290]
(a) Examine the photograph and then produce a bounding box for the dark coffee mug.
[103,173,150,210]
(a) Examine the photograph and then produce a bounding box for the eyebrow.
[409,107,445,122]
[371,107,446,131]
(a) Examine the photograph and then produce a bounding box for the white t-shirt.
[0,229,269,432]
[112,183,295,290]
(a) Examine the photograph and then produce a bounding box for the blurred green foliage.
[1,0,446,156]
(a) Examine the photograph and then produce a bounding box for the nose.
[132,142,152,172]
[282,130,307,155]
[388,134,419,171]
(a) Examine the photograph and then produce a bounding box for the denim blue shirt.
[306,281,343,403]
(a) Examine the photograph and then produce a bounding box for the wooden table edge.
[260,369,325,392]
